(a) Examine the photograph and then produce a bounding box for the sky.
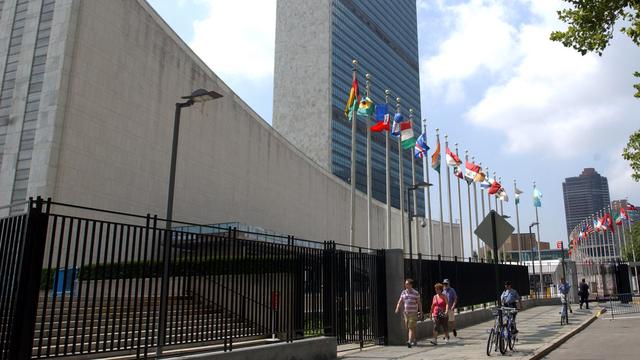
[148,0,640,250]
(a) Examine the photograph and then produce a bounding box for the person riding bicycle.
[558,277,572,314]
[500,281,522,333]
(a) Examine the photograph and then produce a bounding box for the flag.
[620,207,629,220]
[488,180,501,195]
[464,161,480,183]
[585,223,593,235]
[453,166,466,180]
[370,104,390,132]
[431,138,441,172]
[480,179,491,190]
[594,219,602,232]
[497,188,509,201]
[397,121,416,149]
[344,76,359,119]
[391,112,404,136]
[604,212,615,233]
[627,203,638,212]
[414,132,429,159]
[514,187,523,205]
[532,188,542,207]
[445,147,461,166]
[615,211,623,225]
[474,170,486,183]
[357,97,374,117]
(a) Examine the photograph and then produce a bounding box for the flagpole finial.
[365,73,371,80]
[396,97,401,103]
[436,128,439,135]
[385,89,390,95]
[352,59,358,65]
[444,134,448,140]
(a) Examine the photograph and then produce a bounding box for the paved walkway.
[542,315,640,359]
[339,305,595,360]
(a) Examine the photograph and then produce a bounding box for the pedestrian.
[578,278,590,309]
[500,281,522,333]
[558,277,572,313]
[429,282,449,345]
[395,278,423,348]
[442,279,458,337]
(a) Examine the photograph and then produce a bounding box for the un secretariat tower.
[273,0,424,215]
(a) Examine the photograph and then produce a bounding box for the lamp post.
[159,88,222,357]
[529,222,539,297]
[407,182,432,276]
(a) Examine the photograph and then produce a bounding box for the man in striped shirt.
[395,278,423,347]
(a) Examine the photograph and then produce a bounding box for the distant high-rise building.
[273,0,424,214]
[562,168,611,237]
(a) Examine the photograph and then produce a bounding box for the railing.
[0,198,388,359]
[605,293,640,319]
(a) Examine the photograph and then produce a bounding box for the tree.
[621,221,640,262]
[623,129,640,182]
[550,0,640,98]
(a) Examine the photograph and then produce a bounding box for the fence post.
[156,217,172,357]
[322,241,336,337]
[376,249,388,345]
[9,197,50,360]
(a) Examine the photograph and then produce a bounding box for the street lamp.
[407,182,432,269]
[159,88,222,357]
[529,222,539,296]
[166,89,223,228]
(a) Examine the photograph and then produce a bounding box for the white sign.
[474,211,515,249]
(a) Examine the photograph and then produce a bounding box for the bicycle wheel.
[498,326,507,355]
[486,328,495,356]
[564,312,569,325]
[508,330,516,351]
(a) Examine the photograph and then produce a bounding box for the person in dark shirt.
[578,278,590,309]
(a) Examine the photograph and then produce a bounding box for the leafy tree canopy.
[623,129,640,182]
[550,0,640,97]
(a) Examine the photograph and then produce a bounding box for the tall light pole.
[529,222,539,296]
[407,181,432,277]
[160,88,222,357]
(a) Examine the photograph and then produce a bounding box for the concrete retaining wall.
[169,337,336,360]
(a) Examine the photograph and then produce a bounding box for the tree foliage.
[621,221,640,262]
[623,129,640,182]
[550,0,640,98]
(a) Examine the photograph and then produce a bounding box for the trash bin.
[51,267,78,297]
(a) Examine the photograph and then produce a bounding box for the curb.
[528,309,601,360]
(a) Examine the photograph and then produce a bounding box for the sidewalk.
[338,305,595,360]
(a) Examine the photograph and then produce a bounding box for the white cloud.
[189,0,276,81]
[421,0,520,102]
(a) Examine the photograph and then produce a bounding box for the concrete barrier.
[167,337,337,360]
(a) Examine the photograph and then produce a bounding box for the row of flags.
[570,204,639,253]
[343,80,546,208]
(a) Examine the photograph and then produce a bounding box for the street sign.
[474,211,515,248]
[556,241,563,249]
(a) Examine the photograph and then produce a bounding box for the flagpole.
[626,208,639,293]
[455,144,464,259]
[396,97,406,252]
[435,129,444,256]
[479,161,487,260]
[533,181,543,296]
[498,176,505,262]
[365,74,372,250]
[514,179,522,264]
[384,90,391,250]
[349,59,358,248]
[423,119,434,256]
[493,171,501,262]
[445,135,454,257]
[465,152,474,260]
[409,109,419,255]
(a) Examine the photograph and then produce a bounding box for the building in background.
[0,0,460,252]
[562,168,611,236]
[273,0,424,214]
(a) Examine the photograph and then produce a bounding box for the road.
[542,315,640,360]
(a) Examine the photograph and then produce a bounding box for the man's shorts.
[447,309,455,321]
[404,313,418,329]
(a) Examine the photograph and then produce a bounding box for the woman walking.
[429,282,450,345]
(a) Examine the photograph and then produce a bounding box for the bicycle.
[486,307,518,356]
[560,294,569,325]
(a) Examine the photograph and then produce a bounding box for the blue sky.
[148,0,639,249]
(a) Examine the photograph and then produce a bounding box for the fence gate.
[331,246,386,347]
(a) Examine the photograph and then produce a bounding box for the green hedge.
[40,257,306,290]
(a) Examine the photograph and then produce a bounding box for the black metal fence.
[405,254,530,308]
[604,293,640,319]
[0,198,388,359]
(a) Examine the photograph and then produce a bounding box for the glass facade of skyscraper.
[330,0,424,214]
[562,168,611,237]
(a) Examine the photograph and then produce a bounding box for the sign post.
[475,210,515,307]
